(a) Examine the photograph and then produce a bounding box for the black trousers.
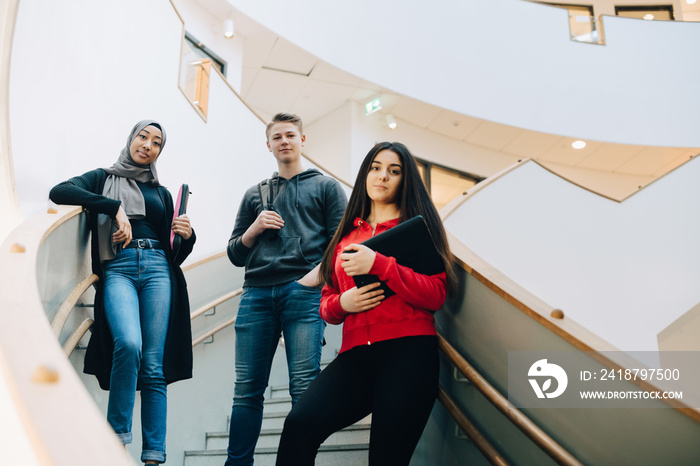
[276,335,439,466]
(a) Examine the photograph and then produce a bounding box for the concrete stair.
[183,385,371,465]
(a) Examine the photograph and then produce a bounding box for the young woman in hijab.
[50,120,195,465]
[276,141,456,466]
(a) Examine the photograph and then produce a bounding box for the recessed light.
[687,0,697,5]
[572,140,586,150]
[643,13,655,20]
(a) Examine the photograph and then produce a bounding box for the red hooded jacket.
[320,217,447,354]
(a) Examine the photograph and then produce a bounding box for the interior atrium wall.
[228,0,700,148]
[9,0,275,261]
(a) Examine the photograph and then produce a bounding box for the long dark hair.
[320,142,457,292]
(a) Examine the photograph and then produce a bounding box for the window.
[184,33,227,76]
[178,33,228,120]
[539,2,603,44]
[415,159,482,211]
[615,5,674,20]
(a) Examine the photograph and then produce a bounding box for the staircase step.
[262,396,292,414]
[184,444,370,466]
[268,359,333,399]
[270,384,289,399]
[261,411,288,430]
[206,423,371,450]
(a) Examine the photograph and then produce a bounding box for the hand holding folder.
[349,215,444,297]
[171,184,190,256]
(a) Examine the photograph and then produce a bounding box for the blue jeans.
[103,247,171,464]
[225,281,325,466]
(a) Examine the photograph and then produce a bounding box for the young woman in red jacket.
[276,141,456,465]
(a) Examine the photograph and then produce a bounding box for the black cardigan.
[50,169,196,390]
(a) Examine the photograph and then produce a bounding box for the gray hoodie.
[227,169,347,287]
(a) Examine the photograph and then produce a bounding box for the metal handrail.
[63,318,94,357]
[190,288,242,320]
[192,317,236,347]
[51,270,242,353]
[437,385,509,466]
[189,287,241,346]
[437,334,583,466]
[50,273,99,337]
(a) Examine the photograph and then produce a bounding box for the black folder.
[350,215,444,297]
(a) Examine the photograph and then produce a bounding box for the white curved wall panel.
[0,0,22,245]
[228,0,700,147]
[0,364,40,465]
[9,0,285,261]
[443,159,700,353]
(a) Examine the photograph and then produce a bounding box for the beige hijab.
[97,120,166,261]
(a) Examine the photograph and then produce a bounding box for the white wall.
[443,158,700,354]
[303,103,353,182]
[9,0,278,262]
[228,0,700,148]
[0,360,40,465]
[0,0,22,244]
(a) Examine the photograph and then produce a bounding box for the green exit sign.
[365,98,382,115]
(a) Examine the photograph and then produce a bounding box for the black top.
[131,182,165,241]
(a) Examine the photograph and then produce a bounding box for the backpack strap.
[258,177,278,211]
[258,179,271,211]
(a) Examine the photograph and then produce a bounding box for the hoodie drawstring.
[294,177,299,208]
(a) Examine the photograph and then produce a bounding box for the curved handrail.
[437,385,509,466]
[440,160,700,424]
[189,286,241,346]
[192,317,236,347]
[445,229,616,355]
[182,250,227,272]
[437,334,583,466]
[63,318,94,357]
[0,205,133,465]
[190,288,242,320]
[50,273,98,337]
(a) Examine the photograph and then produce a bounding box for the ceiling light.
[365,97,382,115]
[386,114,397,129]
[224,19,235,39]
[687,0,697,4]
[643,14,654,20]
[572,140,586,150]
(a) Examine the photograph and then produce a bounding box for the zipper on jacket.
[366,310,372,345]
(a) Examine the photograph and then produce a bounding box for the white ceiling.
[189,0,700,184]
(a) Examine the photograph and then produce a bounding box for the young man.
[225,113,347,465]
